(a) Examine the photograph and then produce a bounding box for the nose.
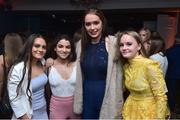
[62,47,66,52]
[39,46,43,51]
[90,24,95,29]
[39,46,45,52]
[122,45,127,50]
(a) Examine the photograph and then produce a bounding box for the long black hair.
[10,33,46,104]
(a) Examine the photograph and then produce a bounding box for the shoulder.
[135,56,160,69]
[150,53,167,61]
[12,62,25,70]
[8,62,26,78]
[150,53,159,58]
[165,45,179,53]
[143,57,159,65]
[150,53,162,60]
[105,35,117,44]
[105,35,117,52]
[143,58,161,71]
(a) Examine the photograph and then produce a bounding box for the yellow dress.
[122,55,169,120]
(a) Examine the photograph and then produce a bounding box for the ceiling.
[10,0,180,11]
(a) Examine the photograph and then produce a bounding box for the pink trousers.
[49,95,80,119]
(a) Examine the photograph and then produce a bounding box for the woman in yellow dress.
[115,30,169,119]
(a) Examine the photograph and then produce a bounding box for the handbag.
[0,54,13,119]
[0,92,13,119]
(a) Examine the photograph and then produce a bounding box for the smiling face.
[119,34,141,60]
[54,39,71,60]
[84,13,103,42]
[31,37,46,61]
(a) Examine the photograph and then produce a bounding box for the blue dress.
[165,44,180,113]
[81,39,108,119]
[31,73,48,119]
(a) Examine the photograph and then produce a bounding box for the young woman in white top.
[48,34,79,119]
[0,33,23,119]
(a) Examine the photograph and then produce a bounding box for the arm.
[73,61,83,114]
[147,61,169,119]
[8,63,30,119]
[0,55,4,101]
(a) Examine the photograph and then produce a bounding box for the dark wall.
[0,12,40,34]
[0,10,158,39]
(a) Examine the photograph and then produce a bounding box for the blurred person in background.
[0,33,23,119]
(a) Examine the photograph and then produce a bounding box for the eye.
[126,42,132,46]
[119,43,124,47]
[42,45,46,49]
[34,43,46,50]
[66,45,71,49]
[34,44,40,48]
[140,34,146,36]
[85,22,91,26]
[57,44,63,48]
[93,21,100,25]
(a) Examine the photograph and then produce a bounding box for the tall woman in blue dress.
[7,34,48,119]
[73,8,124,119]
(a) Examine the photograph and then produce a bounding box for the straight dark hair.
[149,36,166,56]
[80,8,108,61]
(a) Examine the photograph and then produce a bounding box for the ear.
[54,48,57,51]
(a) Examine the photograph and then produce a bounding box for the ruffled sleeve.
[146,61,169,119]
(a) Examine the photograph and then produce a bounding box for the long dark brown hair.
[9,34,47,104]
[80,8,108,61]
[149,35,166,56]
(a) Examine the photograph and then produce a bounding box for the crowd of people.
[0,8,179,119]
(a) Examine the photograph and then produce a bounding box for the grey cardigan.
[73,35,124,119]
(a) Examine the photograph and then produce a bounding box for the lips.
[90,32,97,35]
[59,52,69,57]
[121,51,130,56]
[60,54,68,56]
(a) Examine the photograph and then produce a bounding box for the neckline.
[128,55,143,63]
[90,38,103,45]
[31,73,46,80]
[51,65,76,81]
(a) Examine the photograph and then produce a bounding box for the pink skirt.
[49,95,80,119]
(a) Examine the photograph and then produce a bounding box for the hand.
[19,114,30,120]
[45,58,54,68]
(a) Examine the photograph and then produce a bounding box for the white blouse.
[150,52,168,77]
[48,65,76,97]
